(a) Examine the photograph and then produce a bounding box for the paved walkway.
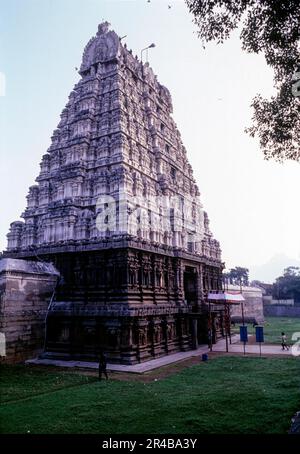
[26,336,296,374]
[26,345,210,373]
[213,342,293,356]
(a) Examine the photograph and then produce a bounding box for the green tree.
[224,266,249,286]
[272,266,300,302]
[185,0,300,161]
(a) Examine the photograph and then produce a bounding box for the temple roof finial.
[97,21,111,36]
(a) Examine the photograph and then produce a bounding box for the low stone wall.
[263,296,294,306]
[229,285,264,324]
[0,258,59,363]
[263,305,300,318]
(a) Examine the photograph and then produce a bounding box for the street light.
[141,43,156,62]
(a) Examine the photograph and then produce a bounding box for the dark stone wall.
[40,247,223,364]
[2,248,223,364]
[45,312,192,364]
[0,259,59,363]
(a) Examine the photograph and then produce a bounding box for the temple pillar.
[191,317,198,350]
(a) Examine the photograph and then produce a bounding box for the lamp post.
[141,43,156,63]
[208,299,213,352]
[239,278,246,354]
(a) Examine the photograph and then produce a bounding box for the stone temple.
[3,23,223,364]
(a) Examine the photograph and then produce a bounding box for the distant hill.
[250,254,300,283]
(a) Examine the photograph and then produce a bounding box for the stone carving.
[138,327,147,346]
[98,21,110,35]
[80,23,120,73]
[6,22,221,261]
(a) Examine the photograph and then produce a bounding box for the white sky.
[0,0,299,282]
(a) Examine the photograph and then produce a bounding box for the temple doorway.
[184,267,198,309]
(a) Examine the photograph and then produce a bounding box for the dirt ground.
[24,349,292,383]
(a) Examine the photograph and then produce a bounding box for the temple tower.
[5,23,223,363]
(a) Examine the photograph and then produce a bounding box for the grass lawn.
[1,356,299,434]
[233,316,300,344]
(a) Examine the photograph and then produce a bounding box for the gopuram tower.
[5,23,223,364]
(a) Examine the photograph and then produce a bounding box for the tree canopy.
[224,266,249,286]
[185,0,300,161]
[272,266,300,302]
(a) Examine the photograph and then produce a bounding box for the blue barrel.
[256,326,264,343]
[240,325,248,343]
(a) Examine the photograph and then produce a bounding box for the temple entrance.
[184,267,198,309]
[184,267,199,349]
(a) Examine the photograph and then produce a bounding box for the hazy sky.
[0,0,299,282]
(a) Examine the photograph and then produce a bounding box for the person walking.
[98,350,108,381]
[281,332,289,351]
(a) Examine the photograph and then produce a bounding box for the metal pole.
[141,47,148,62]
[227,302,232,345]
[240,278,245,326]
[241,279,245,355]
[241,301,246,355]
[209,300,212,352]
[225,303,228,352]
[241,301,245,326]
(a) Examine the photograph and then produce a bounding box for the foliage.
[1,357,299,434]
[224,266,249,286]
[272,266,300,302]
[185,0,300,161]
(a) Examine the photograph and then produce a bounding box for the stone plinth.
[0,258,59,363]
